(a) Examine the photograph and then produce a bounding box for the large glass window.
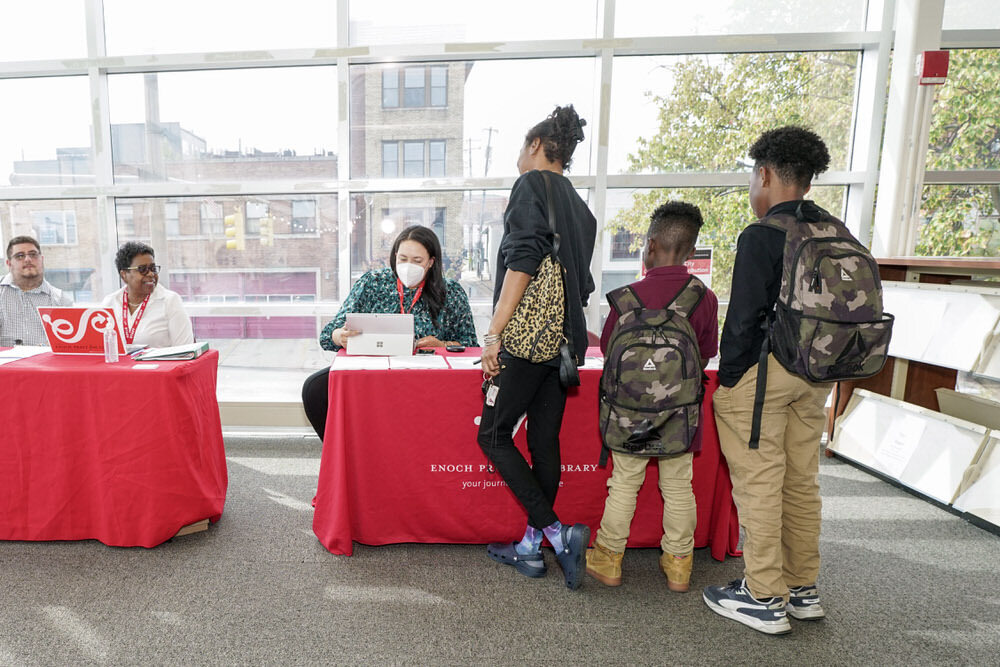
[0,200,99,301]
[0,77,93,188]
[615,0,868,36]
[113,195,339,373]
[108,67,338,184]
[915,185,1000,258]
[925,50,1000,171]
[944,0,1000,30]
[351,59,597,179]
[917,49,1000,257]
[103,0,337,55]
[609,53,859,176]
[350,190,508,305]
[0,1,87,61]
[349,1,599,44]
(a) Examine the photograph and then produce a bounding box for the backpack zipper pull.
[810,268,822,293]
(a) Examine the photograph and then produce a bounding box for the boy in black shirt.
[703,127,833,635]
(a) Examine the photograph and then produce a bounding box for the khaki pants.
[713,354,830,600]
[595,450,695,556]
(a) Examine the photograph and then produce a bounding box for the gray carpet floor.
[2,435,999,666]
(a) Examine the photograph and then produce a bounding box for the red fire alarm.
[917,50,949,85]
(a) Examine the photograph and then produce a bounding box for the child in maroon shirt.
[587,201,718,591]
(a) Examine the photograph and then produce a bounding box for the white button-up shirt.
[102,283,194,348]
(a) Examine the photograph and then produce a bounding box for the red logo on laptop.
[38,307,125,355]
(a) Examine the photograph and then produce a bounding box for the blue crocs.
[553,523,590,590]
[487,542,547,578]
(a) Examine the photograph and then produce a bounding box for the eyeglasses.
[126,264,160,275]
[10,251,41,261]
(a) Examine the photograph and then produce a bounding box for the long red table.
[314,349,740,561]
[0,350,228,547]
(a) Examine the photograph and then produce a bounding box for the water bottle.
[104,325,119,363]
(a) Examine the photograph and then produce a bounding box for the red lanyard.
[397,278,424,314]
[122,291,150,344]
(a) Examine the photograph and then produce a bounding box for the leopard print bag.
[503,254,566,362]
[503,172,567,363]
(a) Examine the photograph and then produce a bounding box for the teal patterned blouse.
[320,268,478,350]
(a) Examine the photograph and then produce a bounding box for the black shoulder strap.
[540,171,561,257]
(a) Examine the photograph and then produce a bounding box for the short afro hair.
[648,200,703,255]
[748,126,830,190]
[115,241,155,273]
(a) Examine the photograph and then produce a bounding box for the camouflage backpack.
[599,276,707,462]
[746,201,894,448]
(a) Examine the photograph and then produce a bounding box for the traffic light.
[224,210,245,251]
[259,215,274,247]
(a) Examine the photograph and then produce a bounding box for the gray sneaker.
[703,579,792,635]
[787,584,825,620]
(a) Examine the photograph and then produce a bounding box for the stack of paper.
[445,356,483,370]
[0,345,51,365]
[331,356,389,371]
[389,355,450,370]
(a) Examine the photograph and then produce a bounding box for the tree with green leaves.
[613,48,999,300]
[613,51,856,301]
[916,48,1000,256]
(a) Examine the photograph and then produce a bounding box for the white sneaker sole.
[787,605,826,620]
[703,594,792,635]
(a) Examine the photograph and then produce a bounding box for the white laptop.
[344,313,414,356]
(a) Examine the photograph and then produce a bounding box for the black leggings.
[301,367,330,440]
[476,356,568,530]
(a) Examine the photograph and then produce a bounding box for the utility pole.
[467,137,475,271]
[478,127,497,279]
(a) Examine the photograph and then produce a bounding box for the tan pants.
[713,354,830,600]
[594,450,695,556]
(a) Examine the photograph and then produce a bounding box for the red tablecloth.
[0,350,228,547]
[314,350,739,560]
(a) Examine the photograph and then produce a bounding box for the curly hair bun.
[551,105,586,144]
[525,104,588,171]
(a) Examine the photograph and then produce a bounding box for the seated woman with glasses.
[102,241,193,348]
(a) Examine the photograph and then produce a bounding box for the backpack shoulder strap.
[666,275,706,320]
[607,285,644,316]
[756,212,794,234]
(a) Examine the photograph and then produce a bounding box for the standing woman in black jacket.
[478,105,597,590]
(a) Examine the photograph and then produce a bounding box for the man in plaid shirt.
[1,235,73,347]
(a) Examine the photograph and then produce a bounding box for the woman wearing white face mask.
[301,225,478,440]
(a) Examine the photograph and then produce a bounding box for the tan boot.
[585,542,624,587]
[659,552,692,592]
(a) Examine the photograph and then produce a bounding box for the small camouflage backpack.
[746,201,894,448]
[599,276,707,461]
